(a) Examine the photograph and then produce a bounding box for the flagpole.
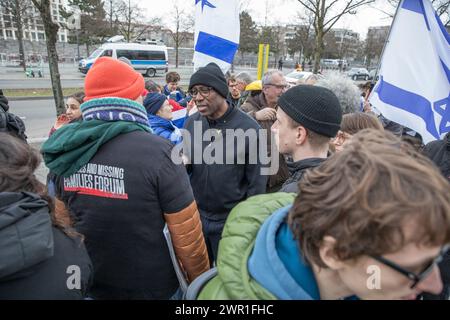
[372,0,406,85]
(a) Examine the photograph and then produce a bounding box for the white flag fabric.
[193,0,240,73]
[369,0,450,144]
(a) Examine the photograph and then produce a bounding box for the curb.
[8,96,54,101]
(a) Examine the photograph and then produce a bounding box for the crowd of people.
[1,57,450,300]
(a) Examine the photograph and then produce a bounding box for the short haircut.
[145,80,161,93]
[289,129,450,268]
[262,70,284,86]
[227,75,237,85]
[166,71,180,83]
[340,112,384,135]
[235,72,252,85]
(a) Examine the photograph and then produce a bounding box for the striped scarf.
[81,97,150,128]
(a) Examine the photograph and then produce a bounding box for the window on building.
[5,30,13,39]
[60,34,65,42]
[38,33,45,41]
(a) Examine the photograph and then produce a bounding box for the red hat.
[84,57,145,101]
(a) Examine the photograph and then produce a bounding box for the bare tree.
[115,0,161,42]
[287,10,315,63]
[296,0,375,73]
[104,0,123,32]
[31,0,64,115]
[0,0,34,71]
[170,0,193,68]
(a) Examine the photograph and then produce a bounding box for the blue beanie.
[143,92,167,115]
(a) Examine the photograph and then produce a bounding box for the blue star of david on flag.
[369,0,450,143]
[195,0,216,11]
[193,0,240,72]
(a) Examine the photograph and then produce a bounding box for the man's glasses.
[189,87,213,98]
[371,244,449,289]
[266,83,288,90]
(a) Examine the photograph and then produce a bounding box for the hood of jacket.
[0,192,54,280]
[148,114,175,131]
[247,205,319,299]
[198,192,296,300]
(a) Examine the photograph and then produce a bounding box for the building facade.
[0,0,69,43]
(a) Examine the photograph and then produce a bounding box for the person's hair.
[166,71,180,83]
[236,72,252,85]
[340,113,384,135]
[145,80,161,93]
[289,129,450,268]
[287,117,331,150]
[227,75,237,85]
[0,133,76,237]
[67,92,85,105]
[262,70,284,86]
[316,73,360,114]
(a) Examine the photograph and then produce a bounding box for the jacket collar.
[206,101,236,126]
[287,157,326,175]
[247,205,318,299]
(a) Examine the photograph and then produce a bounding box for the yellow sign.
[257,44,270,80]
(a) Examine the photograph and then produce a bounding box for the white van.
[79,42,168,77]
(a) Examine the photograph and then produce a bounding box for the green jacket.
[198,192,296,300]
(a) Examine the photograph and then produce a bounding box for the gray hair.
[235,72,252,85]
[315,72,360,114]
[262,70,284,86]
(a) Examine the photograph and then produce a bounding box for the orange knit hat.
[84,57,145,101]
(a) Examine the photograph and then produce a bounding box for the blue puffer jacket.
[148,114,182,145]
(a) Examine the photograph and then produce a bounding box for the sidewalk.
[30,141,48,184]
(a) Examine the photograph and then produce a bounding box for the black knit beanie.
[189,63,229,98]
[277,85,342,137]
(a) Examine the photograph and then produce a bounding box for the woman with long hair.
[0,133,92,299]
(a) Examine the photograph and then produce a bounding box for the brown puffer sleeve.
[164,201,210,283]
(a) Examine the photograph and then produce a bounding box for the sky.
[141,0,396,39]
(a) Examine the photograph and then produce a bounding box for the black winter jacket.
[280,158,326,193]
[423,132,450,180]
[0,192,92,299]
[184,104,267,220]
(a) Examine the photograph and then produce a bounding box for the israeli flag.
[369,0,450,144]
[193,0,240,73]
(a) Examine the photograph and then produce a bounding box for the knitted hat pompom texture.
[277,85,343,138]
[188,62,229,98]
[84,57,145,102]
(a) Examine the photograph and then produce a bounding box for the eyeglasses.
[266,83,288,90]
[371,244,450,289]
[189,87,213,98]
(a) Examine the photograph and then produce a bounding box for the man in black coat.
[183,63,267,264]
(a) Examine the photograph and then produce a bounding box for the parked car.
[348,68,370,81]
[284,71,323,86]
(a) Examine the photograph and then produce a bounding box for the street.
[8,98,56,140]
